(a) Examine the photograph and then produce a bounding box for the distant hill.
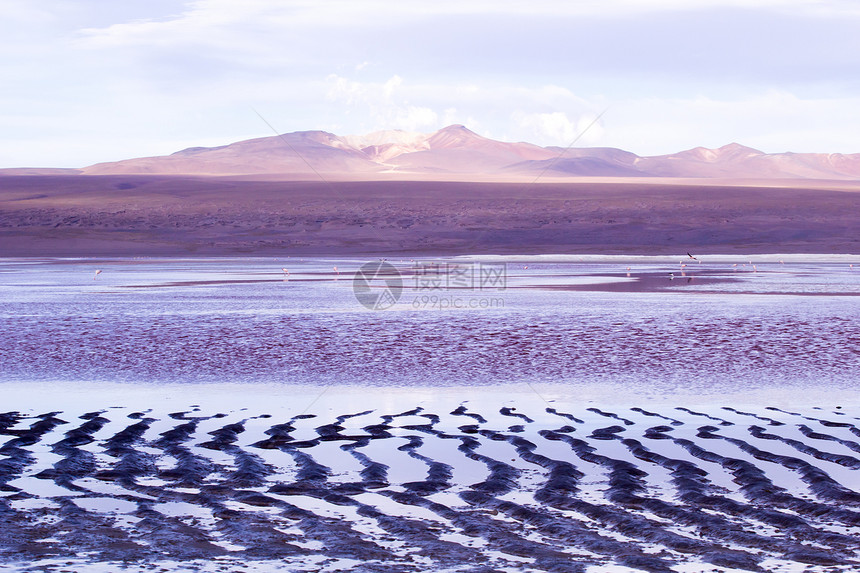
[67,125,860,180]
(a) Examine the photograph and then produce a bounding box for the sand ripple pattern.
[1,404,859,572]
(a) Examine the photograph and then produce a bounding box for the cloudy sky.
[3,0,860,167]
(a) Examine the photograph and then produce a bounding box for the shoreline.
[2,252,860,263]
[5,380,860,410]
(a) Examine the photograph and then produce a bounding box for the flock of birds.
[89,256,857,282]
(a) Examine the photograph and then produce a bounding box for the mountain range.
[62,125,860,180]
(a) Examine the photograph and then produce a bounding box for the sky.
[3,0,860,167]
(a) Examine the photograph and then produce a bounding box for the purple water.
[1,256,858,394]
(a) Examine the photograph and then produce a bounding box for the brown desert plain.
[1,125,858,256]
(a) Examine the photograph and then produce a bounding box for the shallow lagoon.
[0,255,858,397]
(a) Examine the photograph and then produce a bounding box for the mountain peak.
[718,142,763,155]
[427,125,488,149]
[437,124,471,132]
[672,142,763,162]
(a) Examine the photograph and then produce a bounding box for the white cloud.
[325,74,439,132]
[326,75,367,106]
[383,76,403,101]
[513,111,606,146]
[322,74,604,140]
[606,91,860,155]
[394,106,438,131]
[73,0,860,43]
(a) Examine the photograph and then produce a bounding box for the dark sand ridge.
[0,174,858,256]
[2,402,860,571]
